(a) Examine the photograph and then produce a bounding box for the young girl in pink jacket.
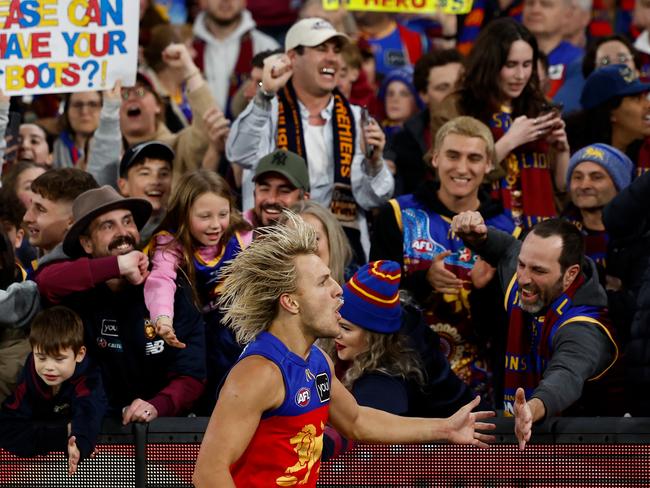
[144,170,252,349]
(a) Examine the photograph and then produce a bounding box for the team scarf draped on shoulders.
[502,272,615,413]
[276,80,358,225]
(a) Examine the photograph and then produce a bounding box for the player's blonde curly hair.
[218,212,318,344]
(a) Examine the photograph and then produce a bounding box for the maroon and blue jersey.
[547,41,584,99]
[194,232,246,312]
[230,332,331,488]
[389,193,515,401]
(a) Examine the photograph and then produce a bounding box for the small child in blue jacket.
[0,306,107,475]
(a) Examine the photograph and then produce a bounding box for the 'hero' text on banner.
[322,0,473,14]
[0,0,139,95]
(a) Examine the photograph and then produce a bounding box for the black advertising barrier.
[1,417,650,487]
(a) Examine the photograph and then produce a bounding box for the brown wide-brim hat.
[63,186,153,258]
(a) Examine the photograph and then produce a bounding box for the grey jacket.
[473,228,616,417]
[86,98,122,188]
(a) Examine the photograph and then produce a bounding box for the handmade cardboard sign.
[0,0,139,95]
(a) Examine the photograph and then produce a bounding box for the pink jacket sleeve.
[144,234,183,321]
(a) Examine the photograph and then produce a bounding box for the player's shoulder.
[232,354,283,382]
[221,355,285,409]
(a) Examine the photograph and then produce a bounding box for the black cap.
[119,141,175,177]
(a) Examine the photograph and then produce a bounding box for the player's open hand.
[446,396,496,448]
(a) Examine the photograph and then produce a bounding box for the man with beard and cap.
[36,186,207,423]
[243,149,310,231]
[227,18,393,262]
[192,0,279,118]
[451,212,618,450]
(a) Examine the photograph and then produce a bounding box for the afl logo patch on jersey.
[295,387,311,407]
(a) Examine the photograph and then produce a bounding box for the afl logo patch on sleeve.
[316,373,330,403]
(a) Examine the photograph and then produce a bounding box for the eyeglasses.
[597,53,632,67]
[121,87,148,101]
[69,101,102,111]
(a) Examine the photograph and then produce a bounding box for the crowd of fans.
[1,0,650,475]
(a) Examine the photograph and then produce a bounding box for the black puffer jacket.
[603,170,650,415]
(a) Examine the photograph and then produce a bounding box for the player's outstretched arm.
[193,356,284,487]
[326,355,496,447]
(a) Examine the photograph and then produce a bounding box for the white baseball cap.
[285,18,349,52]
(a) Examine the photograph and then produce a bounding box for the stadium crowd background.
[1,0,650,479]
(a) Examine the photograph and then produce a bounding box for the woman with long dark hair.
[433,18,570,229]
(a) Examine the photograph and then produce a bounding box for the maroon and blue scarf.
[589,0,633,39]
[489,109,557,229]
[59,131,82,166]
[563,209,609,272]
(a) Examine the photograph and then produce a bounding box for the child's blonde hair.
[154,170,251,289]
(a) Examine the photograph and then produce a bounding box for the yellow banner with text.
[322,0,473,15]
